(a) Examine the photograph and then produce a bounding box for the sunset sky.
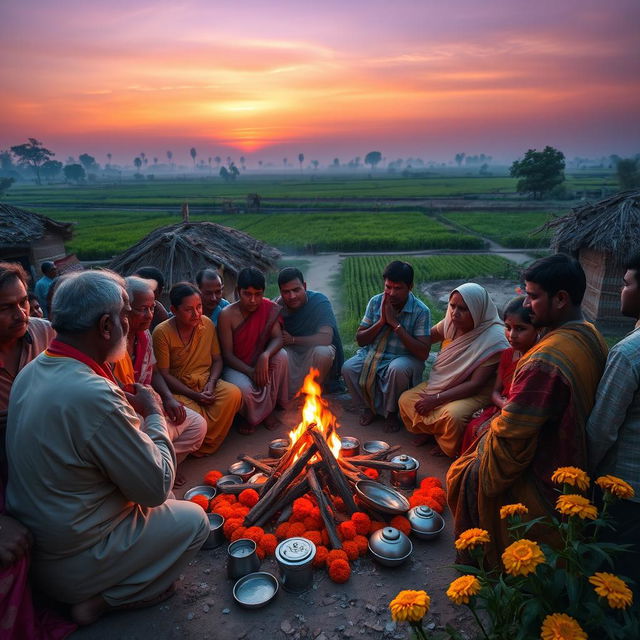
[2,0,639,166]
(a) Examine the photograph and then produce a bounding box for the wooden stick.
[350,445,401,461]
[244,442,318,525]
[255,478,310,528]
[309,429,358,514]
[308,466,342,549]
[259,427,313,495]
[238,454,274,475]
[348,459,408,470]
[217,482,264,494]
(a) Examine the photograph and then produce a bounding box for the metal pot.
[227,539,261,580]
[389,454,420,489]
[268,438,290,458]
[363,440,390,454]
[407,506,445,540]
[340,436,360,457]
[203,513,225,549]
[368,527,413,567]
[228,461,256,482]
[275,537,316,592]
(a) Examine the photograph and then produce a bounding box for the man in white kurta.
[5,270,209,625]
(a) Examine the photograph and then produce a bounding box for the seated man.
[133,265,170,331]
[196,268,230,326]
[342,260,431,432]
[447,254,608,564]
[218,267,289,434]
[6,270,209,625]
[112,277,207,479]
[276,267,343,397]
[153,282,241,455]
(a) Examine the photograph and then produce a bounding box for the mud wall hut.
[545,190,640,328]
[108,221,281,300]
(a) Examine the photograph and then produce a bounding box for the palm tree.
[106,152,112,168]
[298,153,304,172]
[190,147,197,167]
[214,156,221,168]
[134,157,142,171]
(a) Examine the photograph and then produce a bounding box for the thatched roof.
[108,221,281,287]
[0,203,73,248]
[545,190,640,263]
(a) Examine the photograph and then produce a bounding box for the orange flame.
[288,368,341,459]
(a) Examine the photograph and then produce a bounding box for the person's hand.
[282,330,295,346]
[414,393,439,416]
[495,394,507,409]
[125,384,164,418]
[254,353,270,387]
[163,396,187,424]
[0,514,32,568]
[382,294,399,327]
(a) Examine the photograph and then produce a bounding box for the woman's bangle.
[394,323,402,332]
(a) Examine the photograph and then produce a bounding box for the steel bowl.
[248,472,269,485]
[354,481,410,515]
[228,461,256,482]
[368,527,413,567]
[183,485,217,504]
[216,474,244,488]
[407,506,445,540]
[203,513,225,549]
[268,438,290,458]
[233,572,279,609]
[340,436,360,457]
[363,440,390,454]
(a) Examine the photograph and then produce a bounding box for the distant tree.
[106,152,112,167]
[214,156,221,168]
[10,138,55,184]
[140,152,146,164]
[133,157,142,171]
[219,166,230,182]
[283,158,288,167]
[41,160,63,181]
[298,153,304,172]
[510,146,565,199]
[79,153,98,172]
[64,163,85,183]
[153,157,158,165]
[166,150,173,165]
[364,151,382,170]
[616,158,640,190]
[332,158,340,167]
[311,160,319,170]
[190,147,197,167]
[229,163,240,179]
[0,177,15,197]
[0,151,14,172]
[240,156,246,170]
[455,152,465,167]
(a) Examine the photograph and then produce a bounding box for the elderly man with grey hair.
[5,270,208,626]
[112,276,206,484]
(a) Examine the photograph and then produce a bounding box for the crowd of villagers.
[0,250,638,638]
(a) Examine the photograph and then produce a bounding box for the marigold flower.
[454,528,490,550]
[333,496,346,512]
[353,535,369,556]
[312,545,329,568]
[243,526,265,543]
[341,540,359,562]
[589,572,633,609]
[288,522,306,537]
[540,613,587,640]
[303,515,323,531]
[502,539,545,576]
[500,503,529,519]
[230,526,247,542]
[302,530,322,546]
[338,521,357,540]
[328,558,351,583]
[551,466,590,491]
[230,504,249,518]
[420,477,443,491]
[256,547,265,561]
[369,520,386,534]
[595,475,635,500]
[292,497,314,520]
[203,470,223,487]
[238,488,260,508]
[258,533,278,556]
[390,516,411,536]
[213,494,236,505]
[274,522,291,540]
[188,495,210,511]
[389,590,431,623]
[320,528,330,546]
[351,512,371,536]
[222,517,244,539]
[364,468,379,480]
[446,575,481,605]
[326,549,349,566]
[556,494,598,520]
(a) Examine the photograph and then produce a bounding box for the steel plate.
[233,572,279,609]
[355,481,410,515]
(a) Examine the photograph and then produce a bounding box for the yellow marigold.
[556,494,598,520]
[595,475,635,500]
[589,572,633,609]
[454,528,490,550]
[501,539,545,576]
[540,613,587,640]
[389,590,431,623]
[446,575,481,605]
[500,503,529,519]
[551,466,590,491]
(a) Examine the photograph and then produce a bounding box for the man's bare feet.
[359,408,375,426]
[412,433,434,447]
[237,421,256,435]
[71,595,109,626]
[263,413,281,431]
[383,412,402,433]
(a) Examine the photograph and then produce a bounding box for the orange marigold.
[238,488,260,508]
[353,535,369,556]
[500,503,529,520]
[213,494,236,505]
[389,590,430,623]
[341,540,359,562]
[292,497,314,519]
[288,522,306,538]
[420,477,442,491]
[230,504,250,517]
[230,526,248,542]
[303,515,323,531]
[338,521,357,540]
[258,533,278,556]
[189,495,210,511]
[446,575,481,605]
[243,526,265,543]
[222,517,244,539]
[369,520,385,535]
[275,522,291,540]
[409,493,445,513]
[333,497,346,513]
[540,613,587,640]
[320,529,330,546]
[326,549,349,566]
[302,530,323,546]
[313,545,329,568]
[203,470,223,487]
[328,558,351,583]
[502,539,545,576]
[589,572,633,609]
[551,466,590,492]
[212,504,233,518]
[595,475,635,500]
[350,512,371,536]
[256,547,265,561]
[556,494,598,520]
[389,516,411,536]
[454,528,490,550]
[364,468,379,480]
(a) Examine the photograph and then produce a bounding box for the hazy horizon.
[2,0,639,167]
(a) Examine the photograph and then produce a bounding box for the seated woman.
[399,283,509,458]
[458,296,538,455]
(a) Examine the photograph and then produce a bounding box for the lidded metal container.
[407,506,445,540]
[275,537,316,592]
[390,454,420,489]
[368,526,413,567]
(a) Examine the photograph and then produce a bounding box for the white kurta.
[5,352,209,605]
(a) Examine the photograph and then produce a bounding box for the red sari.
[232,299,281,366]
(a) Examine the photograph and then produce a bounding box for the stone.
[222,608,230,615]
[281,619,295,635]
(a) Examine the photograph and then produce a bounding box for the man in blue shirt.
[33,261,57,318]
[195,268,229,327]
[342,260,431,432]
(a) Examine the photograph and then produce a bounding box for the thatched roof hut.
[0,203,73,277]
[108,221,281,295]
[544,190,640,327]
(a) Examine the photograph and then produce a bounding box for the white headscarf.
[427,283,509,394]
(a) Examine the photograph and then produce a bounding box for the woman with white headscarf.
[399,283,509,457]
